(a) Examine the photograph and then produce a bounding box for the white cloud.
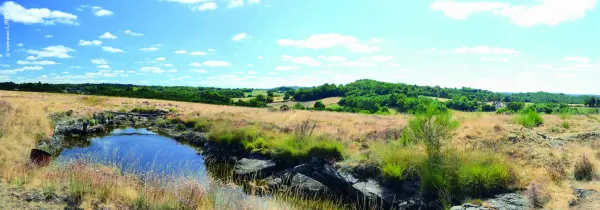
[191,69,207,73]
[175,50,187,54]
[156,57,166,61]
[202,60,232,67]
[69,66,82,69]
[99,32,117,39]
[317,56,348,62]
[0,1,78,25]
[140,47,159,52]
[17,60,59,65]
[277,33,380,53]
[192,2,217,11]
[79,39,102,46]
[164,0,208,4]
[90,59,108,65]
[94,9,114,17]
[167,69,177,73]
[124,30,143,36]
[189,62,202,67]
[97,64,110,69]
[25,56,37,60]
[190,51,206,56]
[274,66,299,71]
[369,37,385,43]
[16,43,23,47]
[102,46,124,53]
[257,56,264,59]
[207,48,216,52]
[563,56,590,63]
[164,64,173,67]
[536,64,553,69]
[140,66,166,74]
[281,55,321,66]
[229,0,261,8]
[27,45,74,58]
[454,46,520,55]
[45,34,53,38]
[0,66,44,74]
[431,0,597,27]
[246,64,254,67]
[232,33,248,41]
[247,71,257,74]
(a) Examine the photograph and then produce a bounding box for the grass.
[516,108,544,128]
[3,91,600,209]
[574,155,595,181]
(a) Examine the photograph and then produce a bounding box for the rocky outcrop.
[569,188,598,207]
[552,132,600,145]
[450,193,531,210]
[233,158,278,180]
[290,173,331,196]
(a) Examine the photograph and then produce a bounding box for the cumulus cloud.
[156,57,166,61]
[27,46,74,58]
[102,46,124,53]
[277,33,380,53]
[431,0,597,27]
[79,40,102,46]
[0,1,78,25]
[229,0,260,8]
[232,33,249,41]
[124,30,143,36]
[191,2,217,11]
[191,69,207,73]
[90,58,108,65]
[274,66,299,71]
[140,66,166,74]
[453,46,521,56]
[202,61,232,67]
[190,51,207,55]
[16,60,59,65]
[0,66,44,74]
[99,32,117,39]
[563,56,590,63]
[174,50,187,54]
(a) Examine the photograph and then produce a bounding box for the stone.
[484,193,530,210]
[351,179,398,209]
[290,173,330,196]
[29,149,52,167]
[450,203,486,210]
[233,158,277,180]
[182,131,206,145]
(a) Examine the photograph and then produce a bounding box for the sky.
[0,0,599,94]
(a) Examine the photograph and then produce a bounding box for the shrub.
[457,153,515,197]
[574,155,595,181]
[496,107,509,114]
[561,121,570,129]
[192,118,212,132]
[275,135,344,162]
[372,143,424,181]
[525,182,549,208]
[292,103,305,110]
[516,109,543,128]
[403,103,459,159]
[314,101,326,110]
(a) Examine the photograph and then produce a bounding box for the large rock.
[233,158,277,180]
[179,131,206,146]
[351,179,421,210]
[451,193,530,210]
[291,173,330,196]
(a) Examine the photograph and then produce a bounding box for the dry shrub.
[525,182,550,209]
[574,155,596,181]
[544,153,569,183]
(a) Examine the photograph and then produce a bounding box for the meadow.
[1,90,600,209]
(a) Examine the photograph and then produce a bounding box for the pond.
[57,127,296,209]
[58,127,208,177]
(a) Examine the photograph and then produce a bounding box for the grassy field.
[268,97,343,109]
[2,90,600,209]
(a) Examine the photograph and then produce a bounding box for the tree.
[314,100,326,110]
[283,94,290,101]
[256,94,266,102]
[292,103,305,110]
[506,102,525,112]
[267,91,275,97]
[438,89,449,98]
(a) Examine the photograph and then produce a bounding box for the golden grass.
[2,90,600,209]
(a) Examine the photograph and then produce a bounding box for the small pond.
[57,127,292,209]
[58,127,207,177]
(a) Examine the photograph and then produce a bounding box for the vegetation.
[574,155,595,181]
[516,108,544,128]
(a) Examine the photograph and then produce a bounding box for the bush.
[516,109,543,128]
[574,155,595,181]
[275,135,344,162]
[191,118,212,132]
[372,143,424,182]
[292,103,305,110]
[403,103,459,159]
[314,101,326,110]
[561,121,570,129]
[496,107,509,114]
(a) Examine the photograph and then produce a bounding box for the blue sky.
[0,0,599,94]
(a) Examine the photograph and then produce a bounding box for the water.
[58,127,207,178]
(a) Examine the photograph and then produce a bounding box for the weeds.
[43,183,56,198]
[525,182,549,209]
[516,108,543,128]
[561,121,570,129]
[574,155,595,181]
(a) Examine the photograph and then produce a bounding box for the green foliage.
[191,118,212,132]
[43,183,56,198]
[506,102,525,113]
[516,109,544,128]
[275,135,345,162]
[67,177,90,204]
[496,107,509,114]
[574,155,595,181]
[314,101,326,110]
[292,103,306,110]
[561,121,570,129]
[446,96,478,112]
[371,143,424,181]
[403,103,459,158]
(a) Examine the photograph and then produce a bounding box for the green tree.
[292,103,305,110]
[283,93,290,101]
[314,101,326,110]
[506,102,525,112]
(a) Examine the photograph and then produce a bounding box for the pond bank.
[36,110,530,210]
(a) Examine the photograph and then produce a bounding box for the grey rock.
[233,158,277,180]
[351,179,398,209]
[486,193,530,210]
[450,203,486,210]
[291,173,330,196]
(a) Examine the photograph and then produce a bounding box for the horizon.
[1,0,599,95]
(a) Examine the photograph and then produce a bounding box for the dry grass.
[2,90,600,209]
[268,97,343,109]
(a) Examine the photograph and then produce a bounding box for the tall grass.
[516,108,544,128]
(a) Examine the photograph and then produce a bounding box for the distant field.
[268,97,342,108]
[243,90,268,97]
[426,96,450,102]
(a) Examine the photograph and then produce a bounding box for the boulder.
[351,179,418,209]
[181,131,206,146]
[30,149,52,166]
[451,193,530,210]
[290,173,330,197]
[233,158,277,180]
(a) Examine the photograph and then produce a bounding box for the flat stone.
[233,158,277,180]
[291,173,330,196]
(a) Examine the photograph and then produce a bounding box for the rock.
[351,179,398,209]
[291,173,330,196]
[181,131,206,145]
[29,149,52,166]
[263,175,283,189]
[485,193,530,210]
[450,203,486,210]
[233,158,277,180]
[569,188,597,207]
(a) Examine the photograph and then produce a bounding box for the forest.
[1,80,598,114]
